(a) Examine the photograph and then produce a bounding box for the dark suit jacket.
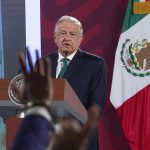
[11,50,107,150]
[11,115,53,150]
[49,49,107,150]
[49,49,107,110]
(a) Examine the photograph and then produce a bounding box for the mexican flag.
[110,0,150,149]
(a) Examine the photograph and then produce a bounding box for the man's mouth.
[63,43,70,46]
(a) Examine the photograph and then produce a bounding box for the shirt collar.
[57,50,78,63]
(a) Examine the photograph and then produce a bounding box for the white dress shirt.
[56,50,77,78]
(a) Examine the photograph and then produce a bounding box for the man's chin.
[60,49,74,56]
[62,48,73,53]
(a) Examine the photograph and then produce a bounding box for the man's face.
[54,21,83,56]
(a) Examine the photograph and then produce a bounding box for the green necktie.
[58,58,69,78]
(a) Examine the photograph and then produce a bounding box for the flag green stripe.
[122,0,146,33]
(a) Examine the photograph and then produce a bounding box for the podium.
[0,78,87,149]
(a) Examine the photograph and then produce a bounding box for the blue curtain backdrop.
[0,1,5,147]
[0,0,4,78]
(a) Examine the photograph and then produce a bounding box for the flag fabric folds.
[110,0,150,149]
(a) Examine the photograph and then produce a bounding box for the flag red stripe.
[117,85,150,150]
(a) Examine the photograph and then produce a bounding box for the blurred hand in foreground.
[48,105,100,150]
[15,49,100,150]
[15,49,53,104]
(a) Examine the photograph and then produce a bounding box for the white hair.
[54,15,83,35]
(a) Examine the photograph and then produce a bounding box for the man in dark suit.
[11,15,106,150]
[11,50,100,150]
[42,15,107,150]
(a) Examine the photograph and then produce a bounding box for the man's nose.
[64,33,71,40]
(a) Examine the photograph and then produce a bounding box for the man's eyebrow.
[59,30,66,32]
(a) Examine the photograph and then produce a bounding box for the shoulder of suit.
[79,49,105,62]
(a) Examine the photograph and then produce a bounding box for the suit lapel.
[64,50,84,79]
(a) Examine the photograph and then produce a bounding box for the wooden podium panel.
[0,79,11,100]
[6,118,22,150]
[0,78,87,122]
[0,78,87,149]
[51,79,87,123]
[0,79,20,118]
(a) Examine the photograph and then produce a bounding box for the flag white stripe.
[110,14,150,108]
